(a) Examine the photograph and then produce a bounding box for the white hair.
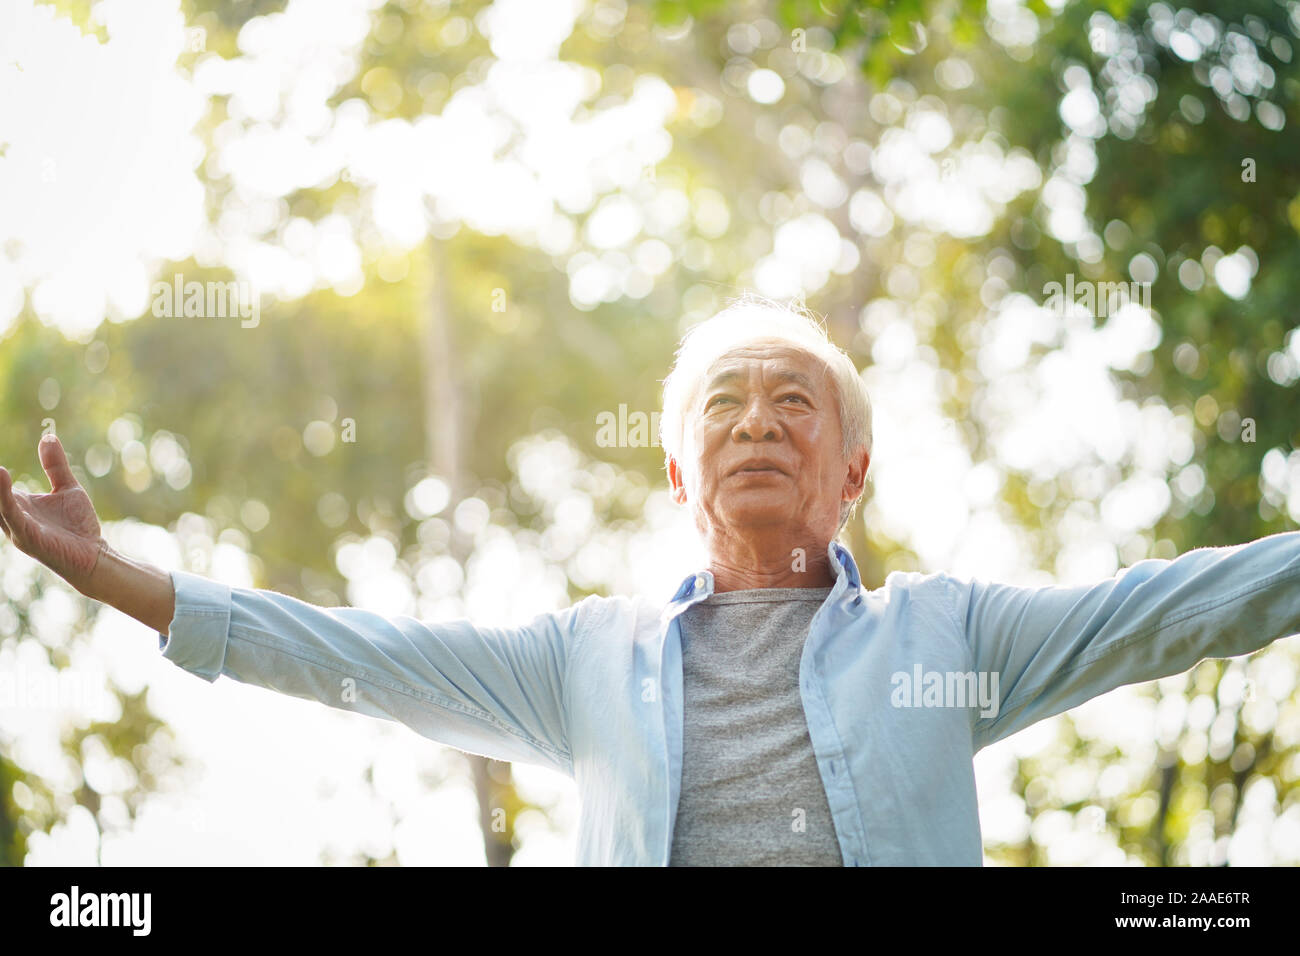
[659,295,873,533]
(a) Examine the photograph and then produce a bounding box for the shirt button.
[694,574,707,590]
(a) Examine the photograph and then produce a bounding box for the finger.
[0,466,26,540]
[38,434,79,492]
[0,470,10,539]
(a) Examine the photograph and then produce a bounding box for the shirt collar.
[664,539,863,620]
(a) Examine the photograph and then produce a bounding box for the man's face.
[668,343,867,541]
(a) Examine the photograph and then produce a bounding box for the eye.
[706,395,734,409]
[780,393,808,404]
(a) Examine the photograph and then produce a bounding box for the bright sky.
[3,0,1298,865]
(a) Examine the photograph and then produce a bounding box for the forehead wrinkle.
[703,369,746,392]
[683,343,838,434]
[771,369,818,391]
[702,364,824,395]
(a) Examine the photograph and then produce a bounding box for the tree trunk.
[419,235,519,866]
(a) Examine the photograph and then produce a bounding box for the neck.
[706,530,837,592]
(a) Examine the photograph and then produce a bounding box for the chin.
[719,503,797,529]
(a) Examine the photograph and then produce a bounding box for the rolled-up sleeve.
[158,569,585,774]
[948,531,1300,751]
[158,571,232,678]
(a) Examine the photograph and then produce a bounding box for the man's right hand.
[0,434,107,595]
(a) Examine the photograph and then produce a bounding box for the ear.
[841,447,870,505]
[667,455,689,505]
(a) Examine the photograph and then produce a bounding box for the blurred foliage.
[5,0,1298,865]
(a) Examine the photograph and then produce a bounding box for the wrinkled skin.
[0,435,106,594]
[667,343,869,591]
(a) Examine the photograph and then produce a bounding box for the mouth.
[728,461,788,477]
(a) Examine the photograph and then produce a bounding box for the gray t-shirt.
[668,586,843,866]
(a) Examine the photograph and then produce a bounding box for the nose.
[733,395,782,443]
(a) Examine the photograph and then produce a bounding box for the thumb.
[38,434,79,492]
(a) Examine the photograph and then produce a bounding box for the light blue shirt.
[158,532,1300,865]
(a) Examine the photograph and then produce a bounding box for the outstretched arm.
[0,435,585,773]
[951,532,1300,751]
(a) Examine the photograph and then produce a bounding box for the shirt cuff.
[158,569,233,683]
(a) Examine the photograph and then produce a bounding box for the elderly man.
[3,297,1299,867]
